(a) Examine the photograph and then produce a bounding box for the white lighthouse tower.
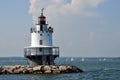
[24,9,59,65]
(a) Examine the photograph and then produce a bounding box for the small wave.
[103,68,120,71]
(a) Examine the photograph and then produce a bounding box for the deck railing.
[24,47,59,56]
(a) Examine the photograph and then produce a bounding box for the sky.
[0,0,120,57]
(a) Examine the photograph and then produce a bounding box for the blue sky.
[0,0,120,57]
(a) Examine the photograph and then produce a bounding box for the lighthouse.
[24,8,59,65]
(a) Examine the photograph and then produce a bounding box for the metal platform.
[24,47,59,65]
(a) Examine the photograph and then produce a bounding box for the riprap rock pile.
[0,65,83,74]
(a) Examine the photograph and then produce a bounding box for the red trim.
[40,18,45,21]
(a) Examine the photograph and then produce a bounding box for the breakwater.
[0,65,83,74]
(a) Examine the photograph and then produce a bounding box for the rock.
[59,66,67,71]
[67,66,72,69]
[33,66,41,71]
[51,66,61,74]
[43,66,51,74]
[27,68,33,73]
[14,68,23,74]
[6,69,13,74]
[0,65,83,74]
[52,70,60,74]
[65,68,75,73]
[44,66,51,71]
[41,66,45,73]
[14,65,21,69]
[52,66,58,70]
[44,70,51,74]
[71,65,83,73]
[22,69,29,74]
[0,67,4,74]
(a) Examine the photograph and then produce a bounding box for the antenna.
[41,8,44,15]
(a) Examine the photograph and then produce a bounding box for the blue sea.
[0,57,120,80]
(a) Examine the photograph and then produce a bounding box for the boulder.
[14,65,21,69]
[44,66,51,71]
[44,70,51,74]
[27,68,33,73]
[14,68,23,74]
[33,66,41,71]
[22,69,29,74]
[67,66,72,69]
[6,68,14,74]
[51,66,58,70]
[52,70,60,74]
[71,65,83,73]
[59,66,67,71]
[43,66,52,74]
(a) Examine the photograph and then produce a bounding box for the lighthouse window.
[39,48,42,52]
[40,40,43,45]
[40,34,42,36]
[40,25,43,31]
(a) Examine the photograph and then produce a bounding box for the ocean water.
[0,57,120,80]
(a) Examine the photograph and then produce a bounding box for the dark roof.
[39,13,46,18]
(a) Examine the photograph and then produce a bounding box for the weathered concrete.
[0,65,83,74]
